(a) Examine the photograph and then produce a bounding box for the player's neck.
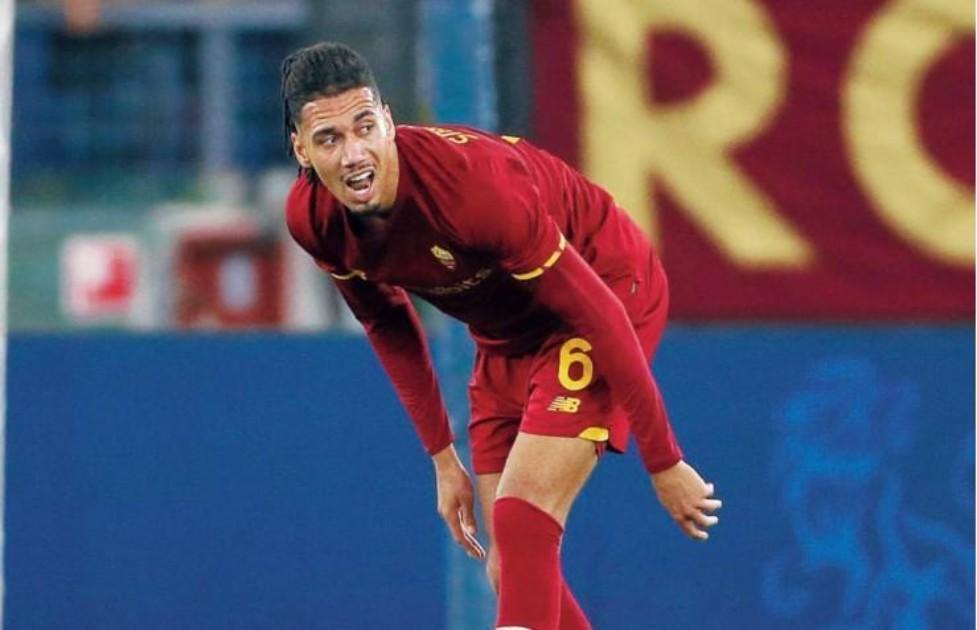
[375,143,401,212]
[346,207,393,238]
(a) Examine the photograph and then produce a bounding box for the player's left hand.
[650,460,722,541]
[432,445,487,560]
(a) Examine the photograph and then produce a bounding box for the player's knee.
[492,496,524,550]
[493,496,563,552]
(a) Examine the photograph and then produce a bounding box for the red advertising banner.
[532,0,974,320]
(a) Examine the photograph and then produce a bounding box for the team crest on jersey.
[430,245,457,271]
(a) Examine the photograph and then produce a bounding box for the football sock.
[559,579,591,630]
[493,496,568,630]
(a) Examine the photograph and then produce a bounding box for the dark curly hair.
[281,42,381,155]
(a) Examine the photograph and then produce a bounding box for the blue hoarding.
[567,327,974,630]
[7,327,973,628]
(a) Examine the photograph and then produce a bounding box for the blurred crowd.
[11,0,360,331]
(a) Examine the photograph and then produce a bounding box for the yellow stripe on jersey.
[331,269,367,280]
[501,135,522,144]
[512,233,567,281]
[578,427,610,442]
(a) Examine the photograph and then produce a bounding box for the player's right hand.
[432,445,487,560]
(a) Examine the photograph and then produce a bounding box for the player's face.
[291,87,398,215]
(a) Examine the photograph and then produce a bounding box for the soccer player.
[281,42,721,629]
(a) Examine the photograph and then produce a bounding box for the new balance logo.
[547,396,581,413]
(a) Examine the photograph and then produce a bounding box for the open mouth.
[344,169,376,204]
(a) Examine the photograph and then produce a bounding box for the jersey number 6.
[558,338,594,391]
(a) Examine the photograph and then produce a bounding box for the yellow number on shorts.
[558,338,593,391]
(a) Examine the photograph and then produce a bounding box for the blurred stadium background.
[3,0,974,628]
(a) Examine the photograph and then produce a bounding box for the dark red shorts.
[468,258,669,475]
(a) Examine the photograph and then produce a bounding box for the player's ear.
[291,131,312,168]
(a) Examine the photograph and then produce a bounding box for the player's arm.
[283,186,483,557]
[332,277,452,454]
[452,158,720,539]
[447,158,682,471]
[524,243,722,539]
[284,179,452,455]
[332,276,485,559]
[526,246,721,539]
[518,240,681,471]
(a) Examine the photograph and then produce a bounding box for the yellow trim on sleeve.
[512,267,545,281]
[540,242,565,268]
[578,426,610,442]
[330,269,367,280]
[511,234,567,281]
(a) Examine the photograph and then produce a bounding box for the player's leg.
[478,470,590,630]
[497,433,595,522]
[468,350,529,593]
[468,343,598,628]
[492,432,597,630]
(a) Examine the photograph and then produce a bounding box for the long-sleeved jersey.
[285,125,682,472]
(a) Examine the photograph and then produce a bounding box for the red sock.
[493,497,564,629]
[559,579,591,630]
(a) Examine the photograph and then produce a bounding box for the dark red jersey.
[285,125,681,472]
[286,125,662,355]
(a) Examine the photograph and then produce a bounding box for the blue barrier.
[7,334,444,630]
[7,327,974,629]
[567,327,975,629]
